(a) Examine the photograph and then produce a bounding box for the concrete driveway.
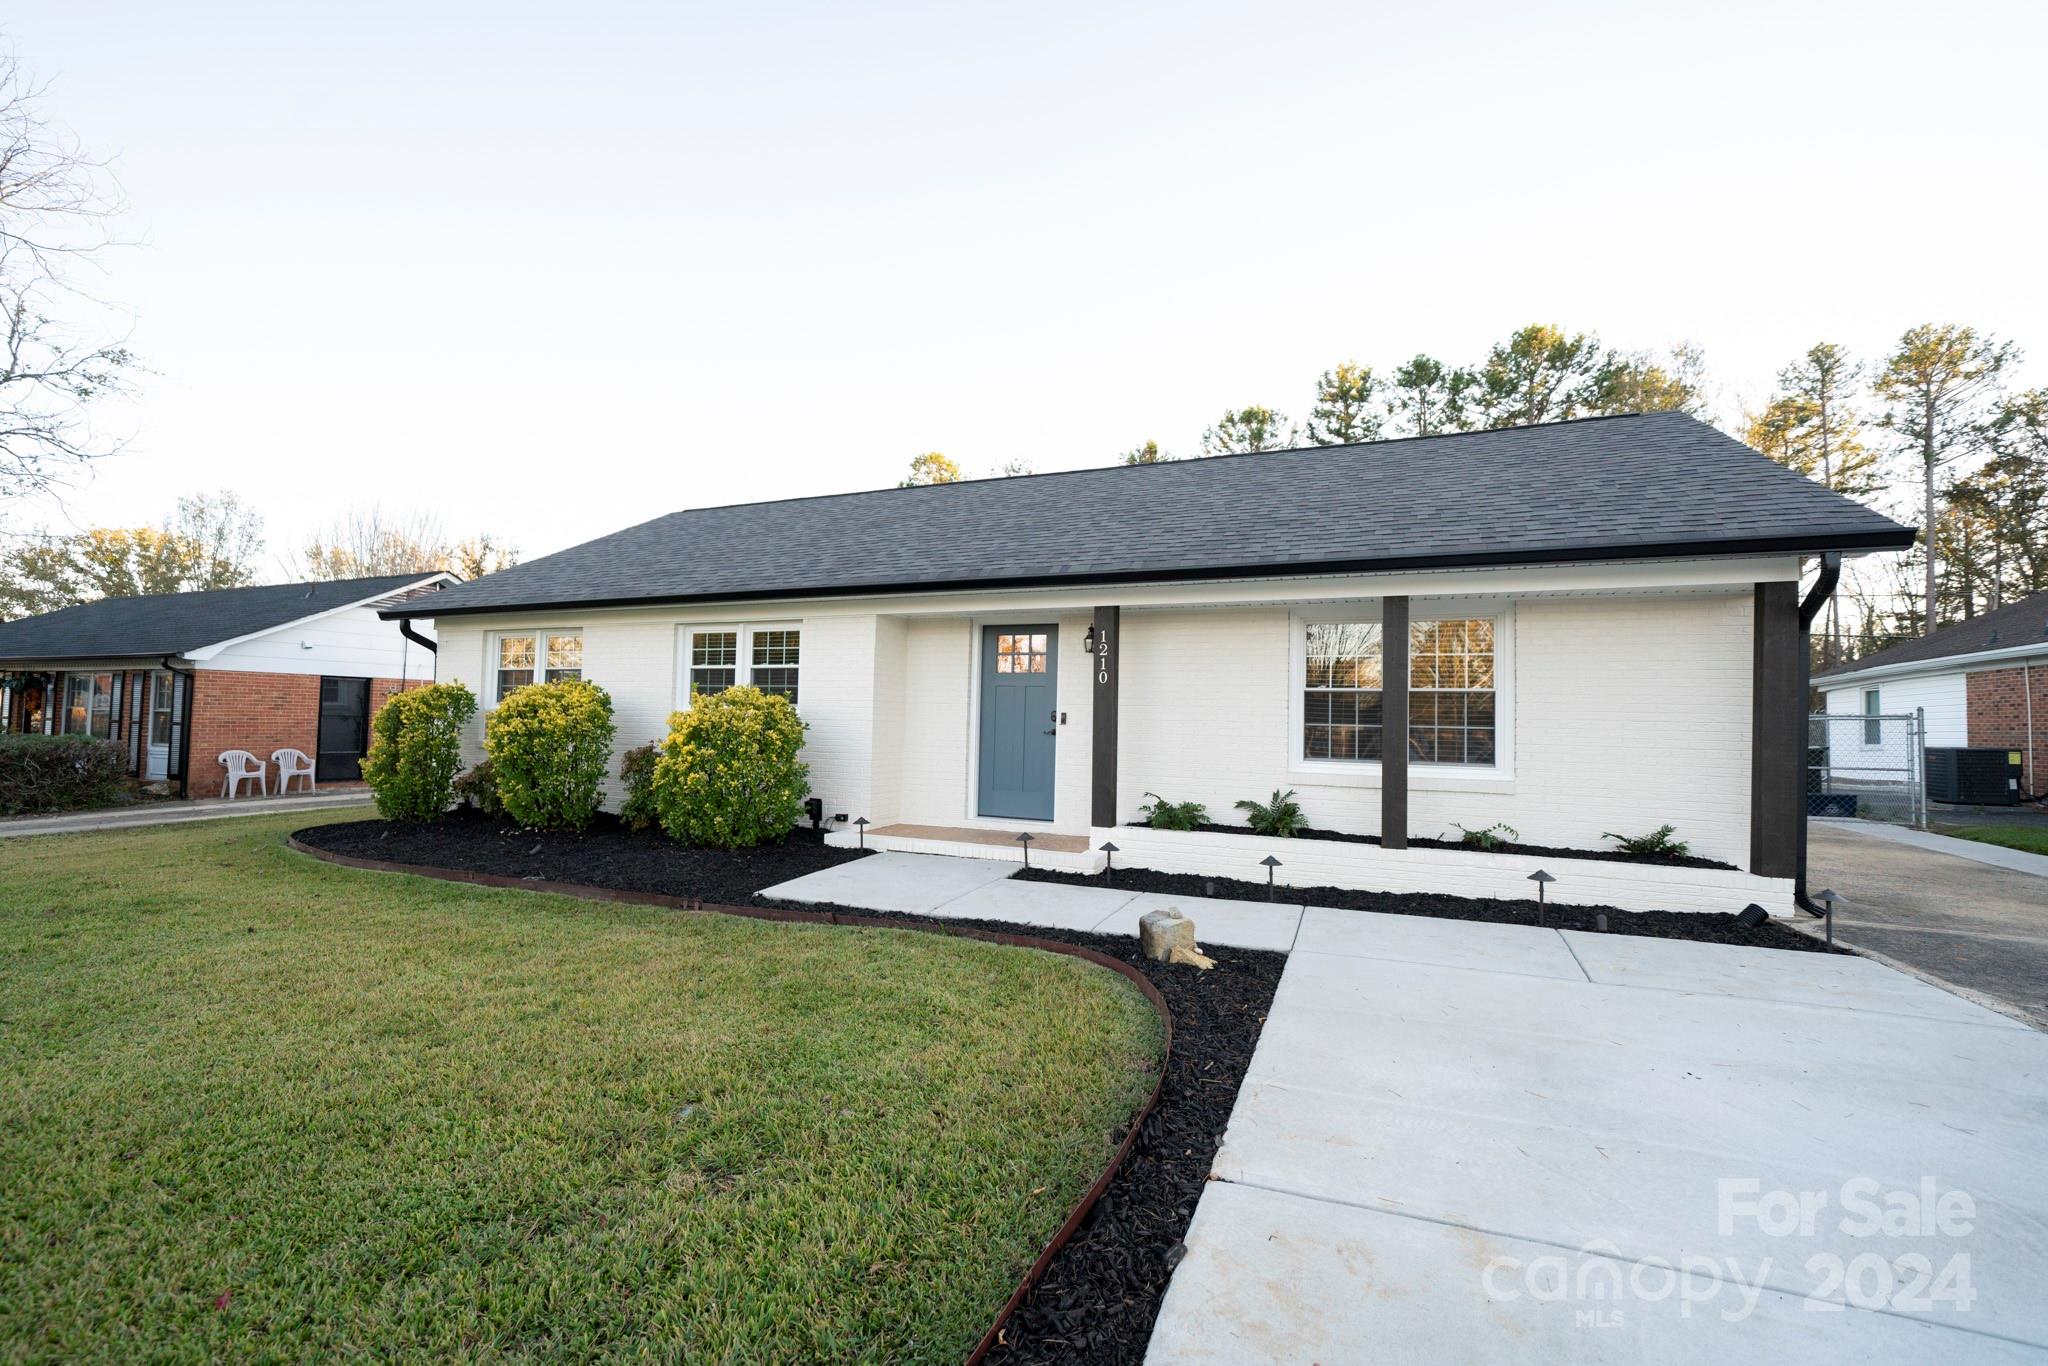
[1808,822,2048,1028]
[1148,909,2048,1363]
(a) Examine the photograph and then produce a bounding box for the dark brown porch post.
[1090,606,1119,829]
[1382,596,1409,850]
[1750,582,1802,878]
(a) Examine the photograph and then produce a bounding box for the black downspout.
[163,655,197,800]
[399,620,437,654]
[1795,554,1842,914]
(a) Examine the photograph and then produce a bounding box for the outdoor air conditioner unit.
[1924,747,2023,806]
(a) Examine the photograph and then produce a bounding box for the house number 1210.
[1095,631,1112,685]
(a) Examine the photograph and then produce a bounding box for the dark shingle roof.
[0,575,444,663]
[1817,591,2048,680]
[394,413,1914,618]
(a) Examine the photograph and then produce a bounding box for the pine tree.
[1200,406,1293,455]
[1383,355,1476,437]
[1302,363,1383,445]
[1872,325,2018,633]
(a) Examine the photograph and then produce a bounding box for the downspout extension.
[1794,554,1843,916]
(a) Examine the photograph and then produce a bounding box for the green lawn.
[1941,822,2048,857]
[0,814,1162,1362]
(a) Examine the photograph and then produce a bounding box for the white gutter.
[1817,640,2048,688]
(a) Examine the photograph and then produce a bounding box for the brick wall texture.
[185,670,413,797]
[1966,665,2048,795]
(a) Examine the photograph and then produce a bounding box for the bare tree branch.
[0,52,134,513]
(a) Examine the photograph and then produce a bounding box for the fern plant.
[1452,821,1518,851]
[1603,824,1690,857]
[1139,791,1207,832]
[1235,788,1306,838]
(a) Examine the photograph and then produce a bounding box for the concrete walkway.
[1814,817,2048,879]
[0,789,371,838]
[1148,912,2047,1364]
[761,851,1305,951]
[1807,822,2048,1029]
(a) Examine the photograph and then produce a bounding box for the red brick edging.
[283,835,1173,1365]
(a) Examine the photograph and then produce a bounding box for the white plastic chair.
[219,749,267,799]
[272,747,315,794]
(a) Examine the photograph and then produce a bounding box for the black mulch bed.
[1133,819,1737,870]
[753,899,1285,1366]
[1021,865,1845,954]
[293,807,869,901]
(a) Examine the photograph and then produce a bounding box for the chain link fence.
[1808,709,1926,828]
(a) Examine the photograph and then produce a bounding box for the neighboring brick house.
[1817,590,2048,801]
[0,574,451,797]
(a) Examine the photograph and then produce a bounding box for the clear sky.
[6,0,2045,572]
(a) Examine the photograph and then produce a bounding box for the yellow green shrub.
[651,687,809,848]
[484,680,617,829]
[361,683,477,821]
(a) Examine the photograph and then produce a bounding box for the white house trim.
[182,573,453,661]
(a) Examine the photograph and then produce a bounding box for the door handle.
[1042,728,1058,736]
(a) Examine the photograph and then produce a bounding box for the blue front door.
[978,625,1058,820]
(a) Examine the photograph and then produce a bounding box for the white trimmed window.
[677,625,801,706]
[491,630,581,704]
[1862,688,1881,746]
[1410,619,1497,765]
[750,628,801,701]
[1303,623,1385,760]
[687,629,739,698]
[1296,611,1504,770]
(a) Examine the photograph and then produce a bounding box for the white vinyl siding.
[1822,673,1967,747]
[193,599,438,679]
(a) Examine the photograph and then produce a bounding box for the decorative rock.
[1139,907,1196,962]
[1168,944,1216,971]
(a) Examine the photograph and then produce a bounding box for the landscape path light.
[1814,888,1839,947]
[1527,869,1555,923]
[1100,840,1119,884]
[1260,854,1282,901]
[1016,831,1035,869]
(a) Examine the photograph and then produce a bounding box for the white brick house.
[392,414,1913,914]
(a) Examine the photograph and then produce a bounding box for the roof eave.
[382,527,1917,620]
[1817,639,2048,686]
